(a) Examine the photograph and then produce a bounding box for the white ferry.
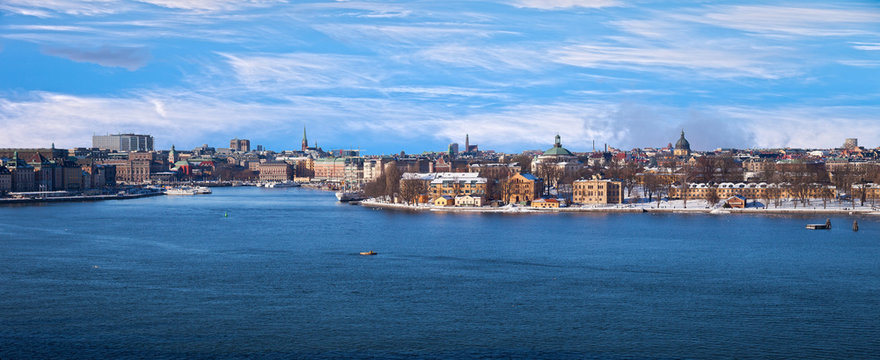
[166,187,197,195]
[265,181,300,188]
[335,191,365,202]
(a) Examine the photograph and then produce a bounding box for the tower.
[674,130,691,157]
[465,134,469,153]
[302,126,309,152]
[169,145,178,164]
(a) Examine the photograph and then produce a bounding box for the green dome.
[543,134,574,156]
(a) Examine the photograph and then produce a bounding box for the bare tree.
[535,161,562,196]
[400,178,428,205]
[705,187,720,207]
[384,162,402,202]
[716,155,742,182]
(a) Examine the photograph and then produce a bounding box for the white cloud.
[413,44,546,71]
[135,0,283,12]
[0,0,124,17]
[851,42,880,51]
[508,0,620,10]
[680,5,880,38]
[551,43,795,79]
[219,52,385,92]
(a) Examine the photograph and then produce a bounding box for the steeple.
[554,134,561,147]
[302,126,309,151]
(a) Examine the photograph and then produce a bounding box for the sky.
[1,0,879,154]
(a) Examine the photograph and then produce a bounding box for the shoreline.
[0,192,163,205]
[360,199,880,216]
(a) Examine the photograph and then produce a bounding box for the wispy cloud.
[42,45,151,71]
[851,42,880,51]
[413,44,546,71]
[679,5,880,38]
[0,0,124,17]
[507,0,621,10]
[551,42,795,79]
[219,52,385,93]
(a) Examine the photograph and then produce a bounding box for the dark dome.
[675,130,690,150]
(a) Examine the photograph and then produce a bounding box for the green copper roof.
[543,134,574,156]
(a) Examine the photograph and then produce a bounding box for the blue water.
[1,187,878,359]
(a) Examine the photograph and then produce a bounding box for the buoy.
[224,212,228,217]
[853,220,859,232]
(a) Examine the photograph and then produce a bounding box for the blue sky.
[1,0,879,154]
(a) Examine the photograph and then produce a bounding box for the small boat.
[806,219,832,230]
[193,186,212,194]
[359,251,377,256]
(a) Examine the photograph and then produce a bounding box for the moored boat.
[336,191,365,202]
[166,187,197,195]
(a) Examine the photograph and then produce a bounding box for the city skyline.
[1,1,879,152]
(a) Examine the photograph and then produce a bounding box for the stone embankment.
[360,199,880,215]
[0,192,163,205]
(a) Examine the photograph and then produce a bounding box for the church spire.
[302,126,309,151]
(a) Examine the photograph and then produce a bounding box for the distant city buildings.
[92,134,154,152]
[230,138,251,152]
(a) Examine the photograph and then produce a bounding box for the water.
[1,187,878,359]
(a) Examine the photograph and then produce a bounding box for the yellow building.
[504,173,543,204]
[428,173,487,198]
[573,176,623,204]
[669,182,838,200]
[434,195,455,206]
[531,198,561,208]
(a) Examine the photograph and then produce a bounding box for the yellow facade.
[573,178,623,204]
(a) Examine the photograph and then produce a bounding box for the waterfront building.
[230,138,251,152]
[434,195,455,207]
[314,158,346,181]
[668,182,838,200]
[4,152,36,192]
[725,195,747,208]
[92,134,154,152]
[27,152,62,191]
[674,130,691,157]
[428,172,487,198]
[102,151,167,183]
[531,198,562,208]
[0,167,12,193]
[258,162,292,181]
[504,173,543,204]
[455,194,484,207]
[573,176,623,205]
